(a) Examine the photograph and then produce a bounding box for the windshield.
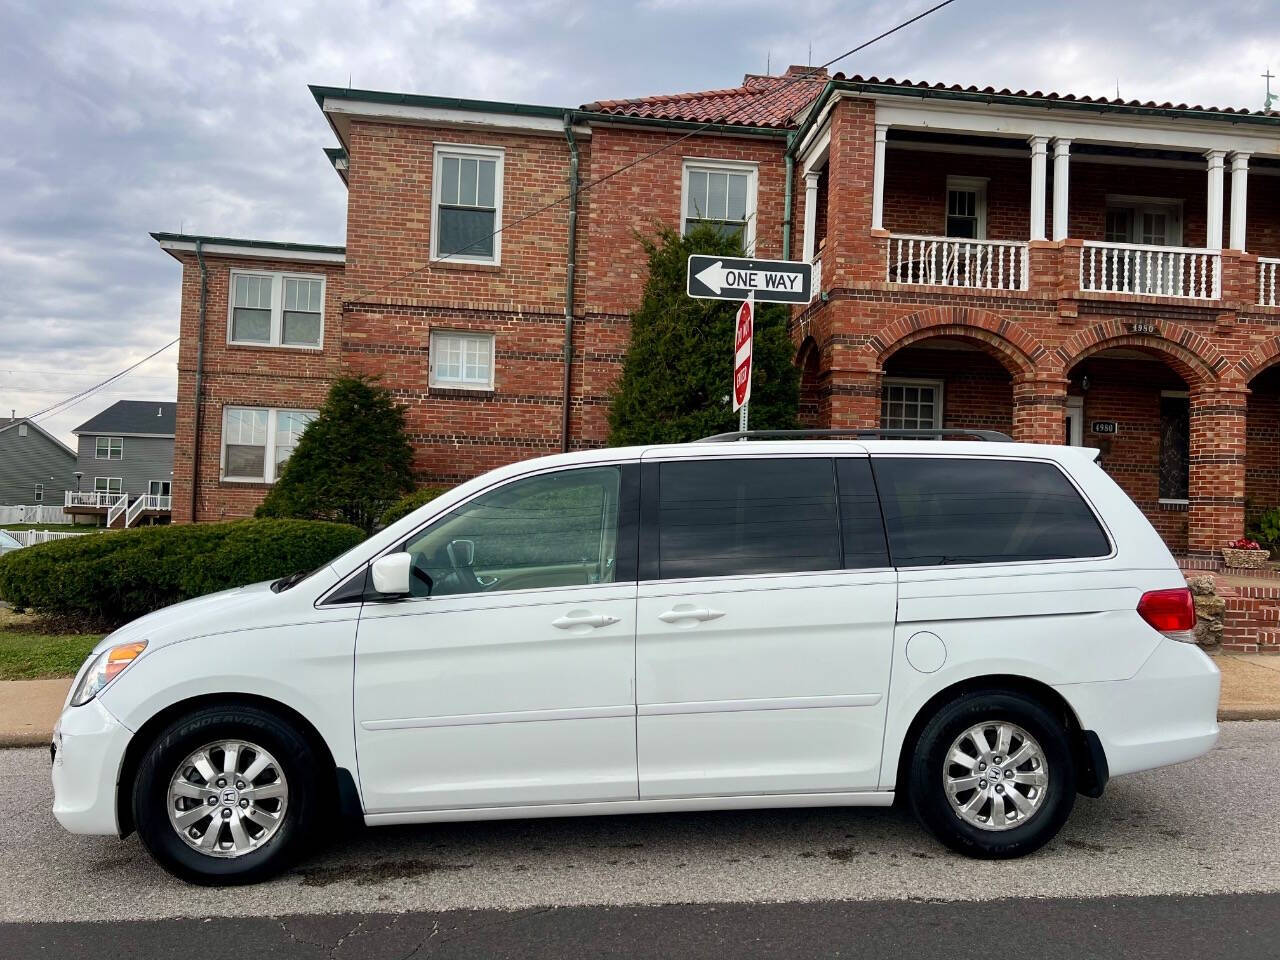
[270,568,316,593]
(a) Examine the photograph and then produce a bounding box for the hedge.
[0,519,365,625]
[378,486,450,530]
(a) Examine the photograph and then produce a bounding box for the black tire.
[907,690,1075,859]
[132,703,325,885]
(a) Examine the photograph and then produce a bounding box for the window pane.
[404,466,622,596]
[687,170,707,217]
[438,207,495,258]
[657,458,841,579]
[234,274,271,309]
[283,277,321,312]
[1159,396,1190,500]
[433,334,492,385]
[226,445,266,478]
[233,308,271,342]
[477,159,496,207]
[274,410,315,473]
[440,155,460,205]
[96,437,107,457]
[282,311,321,346]
[459,157,478,207]
[837,458,890,568]
[880,383,939,430]
[707,172,728,220]
[726,173,748,222]
[874,457,1110,566]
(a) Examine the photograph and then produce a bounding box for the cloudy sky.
[3,0,1279,442]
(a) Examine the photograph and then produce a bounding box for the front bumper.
[1056,637,1220,779]
[51,697,132,835]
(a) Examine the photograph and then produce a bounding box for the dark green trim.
[323,147,348,164]
[580,111,789,138]
[310,84,571,119]
[150,232,345,255]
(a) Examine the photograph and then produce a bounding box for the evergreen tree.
[256,376,415,534]
[608,225,799,445]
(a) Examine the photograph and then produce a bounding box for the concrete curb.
[1218,706,1280,722]
[0,731,50,749]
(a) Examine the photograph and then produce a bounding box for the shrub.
[378,486,450,530]
[0,519,365,626]
[1249,506,1280,554]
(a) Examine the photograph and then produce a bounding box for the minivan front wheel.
[133,704,322,884]
[908,691,1075,858]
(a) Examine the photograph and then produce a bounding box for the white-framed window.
[431,144,504,264]
[17,424,26,437]
[430,331,495,390]
[221,407,318,483]
[1104,195,1183,247]
[148,480,172,497]
[945,176,988,239]
[228,271,325,349]
[94,477,122,494]
[682,159,758,251]
[881,378,944,430]
[95,436,123,460]
[33,483,43,503]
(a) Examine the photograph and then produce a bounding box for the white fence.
[0,505,73,525]
[886,235,1028,291]
[9,529,92,547]
[1079,241,1220,299]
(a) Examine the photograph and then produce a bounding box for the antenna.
[1115,78,1120,100]
[1265,68,1277,112]
[808,41,812,66]
[766,50,771,75]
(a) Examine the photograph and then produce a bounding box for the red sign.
[732,295,753,412]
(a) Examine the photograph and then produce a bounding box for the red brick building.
[154,68,1280,563]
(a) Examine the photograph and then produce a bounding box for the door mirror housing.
[370,552,413,595]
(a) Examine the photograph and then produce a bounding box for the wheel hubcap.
[943,722,1048,832]
[167,740,288,859]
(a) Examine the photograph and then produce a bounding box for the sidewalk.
[0,654,1277,748]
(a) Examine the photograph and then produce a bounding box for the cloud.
[2,0,1279,443]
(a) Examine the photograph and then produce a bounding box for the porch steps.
[1184,570,1280,654]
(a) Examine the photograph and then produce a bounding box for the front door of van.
[634,455,897,799]
[353,464,640,815]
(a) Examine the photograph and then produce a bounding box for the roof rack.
[697,428,1014,442]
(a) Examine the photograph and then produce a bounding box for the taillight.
[1137,588,1197,642]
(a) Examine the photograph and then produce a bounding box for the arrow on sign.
[694,260,805,297]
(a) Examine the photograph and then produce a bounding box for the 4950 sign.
[1128,322,1160,335]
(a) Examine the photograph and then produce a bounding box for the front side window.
[433,145,502,262]
[94,477,122,494]
[655,458,841,579]
[430,331,494,389]
[221,406,316,482]
[1159,393,1190,502]
[229,271,324,348]
[881,380,943,431]
[873,457,1110,567]
[95,436,123,460]
[683,161,756,249]
[402,466,622,597]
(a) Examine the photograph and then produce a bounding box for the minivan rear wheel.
[132,704,322,884]
[908,691,1075,858]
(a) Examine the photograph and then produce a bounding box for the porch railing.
[886,235,1028,291]
[65,491,124,509]
[106,496,129,528]
[1079,241,1220,299]
[1259,257,1280,306]
[809,254,822,302]
[125,494,172,527]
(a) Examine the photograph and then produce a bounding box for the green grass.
[0,611,102,680]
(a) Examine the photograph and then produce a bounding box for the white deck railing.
[1079,241,1220,299]
[106,496,129,528]
[887,235,1028,291]
[1259,257,1280,306]
[65,491,125,509]
[125,494,172,527]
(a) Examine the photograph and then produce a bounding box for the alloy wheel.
[943,721,1049,832]
[166,740,289,858]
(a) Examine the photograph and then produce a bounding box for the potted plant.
[1222,537,1270,570]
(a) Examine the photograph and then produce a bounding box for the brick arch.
[1236,337,1280,385]
[869,307,1044,379]
[1055,320,1226,386]
[795,336,824,429]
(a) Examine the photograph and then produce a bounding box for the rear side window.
[836,458,890,568]
[872,457,1110,567]
[655,458,841,578]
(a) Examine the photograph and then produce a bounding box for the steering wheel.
[447,542,483,593]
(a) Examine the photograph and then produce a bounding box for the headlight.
[69,641,147,707]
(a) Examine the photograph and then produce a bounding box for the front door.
[634,454,897,799]
[354,463,640,814]
[1065,397,1084,446]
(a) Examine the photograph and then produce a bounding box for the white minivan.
[51,434,1220,884]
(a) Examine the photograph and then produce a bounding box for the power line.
[344,0,960,305]
[29,338,178,423]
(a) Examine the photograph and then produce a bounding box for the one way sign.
[686,255,812,304]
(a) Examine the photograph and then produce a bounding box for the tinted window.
[656,458,840,579]
[836,458,890,568]
[873,457,1110,566]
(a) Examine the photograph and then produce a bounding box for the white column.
[1028,135,1048,241]
[1205,149,1226,251]
[802,170,821,262]
[1051,137,1071,241]
[1229,151,1250,251]
[871,123,887,231]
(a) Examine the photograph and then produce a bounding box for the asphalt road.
[1,722,1278,956]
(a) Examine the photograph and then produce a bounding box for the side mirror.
[447,538,476,568]
[370,552,412,595]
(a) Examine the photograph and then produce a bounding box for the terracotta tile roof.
[830,74,1278,118]
[582,65,828,129]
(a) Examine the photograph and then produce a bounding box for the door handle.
[552,613,620,630]
[657,606,725,624]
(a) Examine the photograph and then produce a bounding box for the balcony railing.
[1079,241,1220,300]
[1259,258,1280,306]
[125,494,172,527]
[65,491,125,509]
[887,235,1029,291]
[809,254,822,302]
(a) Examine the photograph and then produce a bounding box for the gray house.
[0,417,76,507]
[67,401,177,527]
